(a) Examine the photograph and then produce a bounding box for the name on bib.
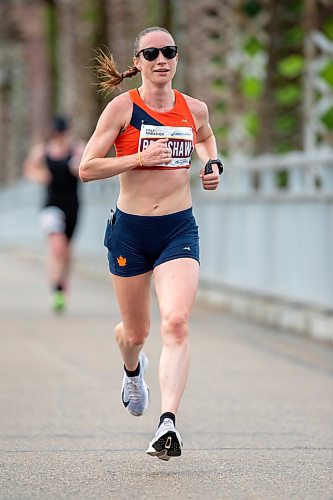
[139,124,194,168]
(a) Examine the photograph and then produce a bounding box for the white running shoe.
[121,352,149,416]
[146,418,183,460]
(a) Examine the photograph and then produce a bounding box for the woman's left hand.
[199,167,219,190]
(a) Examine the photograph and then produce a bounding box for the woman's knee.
[115,321,149,346]
[161,311,189,344]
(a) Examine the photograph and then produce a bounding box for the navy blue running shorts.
[103,207,200,277]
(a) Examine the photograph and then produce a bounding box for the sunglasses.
[136,45,178,61]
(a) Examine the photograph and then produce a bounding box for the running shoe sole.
[146,430,182,459]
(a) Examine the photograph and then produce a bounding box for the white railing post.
[289,166,304,194]
[261,169,275,194]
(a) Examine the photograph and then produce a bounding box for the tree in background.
[1,0,333,185]
[0,0,51,183]
[54,0,104,138]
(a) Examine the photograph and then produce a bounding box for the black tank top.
[44,151,79,212]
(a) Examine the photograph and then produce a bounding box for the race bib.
[139,124,194,168]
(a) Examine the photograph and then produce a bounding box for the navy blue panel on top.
[130,103,164,130]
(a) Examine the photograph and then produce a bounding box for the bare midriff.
[117,168,192,215]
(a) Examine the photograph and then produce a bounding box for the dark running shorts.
[40,205,78,241]
[103,207,200,277]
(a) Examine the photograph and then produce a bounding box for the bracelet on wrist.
[137,151,143,167]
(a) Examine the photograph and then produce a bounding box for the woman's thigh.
[153,258,199,319]
[112,271,153,334]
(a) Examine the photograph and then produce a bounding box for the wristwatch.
[204,159,224,175]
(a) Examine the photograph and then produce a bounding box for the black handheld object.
[204,159,224,175]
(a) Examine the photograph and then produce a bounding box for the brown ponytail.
[94,48,139,94]
[94,28,174,94]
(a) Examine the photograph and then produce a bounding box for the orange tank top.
[114,89,197,170]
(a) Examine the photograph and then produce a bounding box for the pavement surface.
[0,249,332,499]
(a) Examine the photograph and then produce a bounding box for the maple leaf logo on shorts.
[117,255,127,267]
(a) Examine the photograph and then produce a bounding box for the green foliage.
[215,101,227,113]
[84,1,106,46]
[285,26,304,48]
[278,55,304,79]
[275,142,294,154]
[44,2,58,111]
[146,0,162,26]
[212,78,225,90]
[45,3,57,62]
[244,112,260,137]
[276,115,297,134]
[288,0,303,15]
[320,107,333,130]
[211,54,222,65]
[320,61,333,87]
[9,0,332,166]
[209,31,220,40]
[323,17,333,41]
[242,0,262,17]
[241,76,263,99]
[276,170,288,188]
[275,85,300,106]
[215,124,229,141]
[244,36,263,57]
[83,2,100,23]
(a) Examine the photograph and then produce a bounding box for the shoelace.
[126,378,143,403]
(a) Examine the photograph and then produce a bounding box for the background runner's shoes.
[146,418,183,460]
[121,352,150,416]
[53,291,66,313]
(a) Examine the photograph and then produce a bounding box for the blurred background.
[0,0,332,339]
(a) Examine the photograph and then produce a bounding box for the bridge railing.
[200,147,333,198]
[0,148,332,339]
[191,147,333,340]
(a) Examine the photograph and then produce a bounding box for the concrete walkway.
[0,250,332,499]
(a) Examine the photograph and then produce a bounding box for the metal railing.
[192,148,333,315]
[0,149,332,331]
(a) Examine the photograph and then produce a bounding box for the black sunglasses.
[136,45,178,61]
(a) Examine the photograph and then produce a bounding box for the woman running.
[24,116,86,312]
[79,26,222,460]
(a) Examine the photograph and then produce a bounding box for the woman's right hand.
[140,138,173,166]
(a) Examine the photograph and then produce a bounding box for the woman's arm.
[79,95,137,182]
[23,144,51,185]
[79,94,173,183]
[189,99,220,191]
